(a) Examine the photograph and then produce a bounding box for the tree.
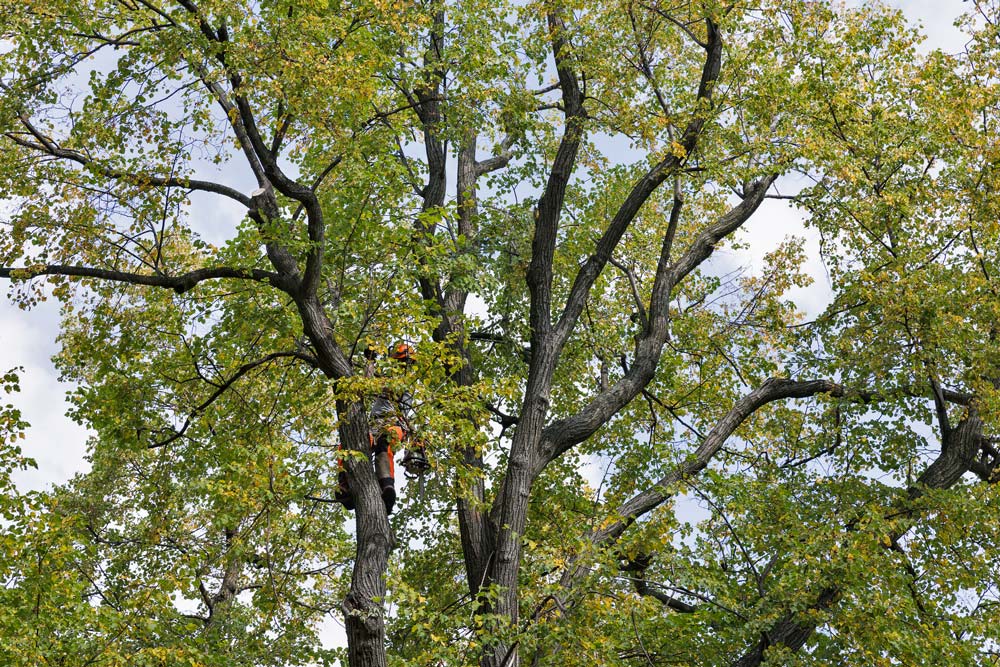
[1,0,999,665]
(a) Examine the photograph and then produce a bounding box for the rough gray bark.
[454,131,493,595]
[339,403,393,667]
[475,10,589,665]
[729,587,840,667]
[475,12,729,667]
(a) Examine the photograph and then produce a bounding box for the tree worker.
[335,342,418,515]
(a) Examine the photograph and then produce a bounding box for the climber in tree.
[336,342,418,515]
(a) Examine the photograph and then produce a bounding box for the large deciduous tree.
[2,0,999,665]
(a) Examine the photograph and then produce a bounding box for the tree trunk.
[339,401,394,667]
[479,374,556,667]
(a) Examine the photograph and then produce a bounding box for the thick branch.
[624,557,697,613]
[0,264,290,294]
[412,7,448,309]
[184,59,268,187]
[179,0,317,207]
[526,9,587,343]
[519,20,727,482]
[451,130,492,593]
[729,408,985,667]
[658,174,777,306]
[537,176,776,472]
[474,135,515,177]
[551,16,720,346]
[729,587,840,667]
[177,1,326,298]
[634,580,697,613]
[592,378,845,546]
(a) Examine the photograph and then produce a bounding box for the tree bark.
[340,402,394,667]
[475,13,729,667]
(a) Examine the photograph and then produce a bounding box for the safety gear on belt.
[401,443,430,478]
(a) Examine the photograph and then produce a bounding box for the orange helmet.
[389,342,414,362]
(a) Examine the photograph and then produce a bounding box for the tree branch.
[0,264,291,294]
[475,134,516,177]
[536,176,776,472]
[5,127,251,207]
[623,556,697,613]
[592,378,846,546]
[147,351,317,449]
[537,16,722,427]
[526,8,588,344]
[730,408,986,667]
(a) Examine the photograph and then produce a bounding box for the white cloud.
[0,297,90,491]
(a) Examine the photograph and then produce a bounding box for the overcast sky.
[0,1,973,493]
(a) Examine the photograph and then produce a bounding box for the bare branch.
[148,351,317,449]
[5,125,251,207]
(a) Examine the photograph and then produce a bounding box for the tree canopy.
[1,0,999,666]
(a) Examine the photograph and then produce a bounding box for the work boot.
[334,470,355,511]
[373,444,396,515]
